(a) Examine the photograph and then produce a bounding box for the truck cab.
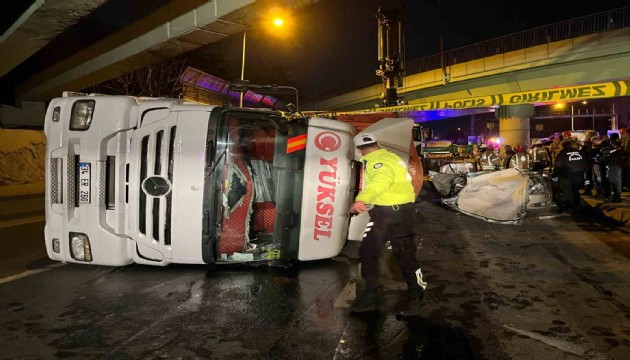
[44,94,358,266]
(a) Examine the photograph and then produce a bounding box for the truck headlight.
[69,100,95,131]
[69,232,92,262]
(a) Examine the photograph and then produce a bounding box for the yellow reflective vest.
[356,148,416,206]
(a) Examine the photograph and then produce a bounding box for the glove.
[551,177,559,182]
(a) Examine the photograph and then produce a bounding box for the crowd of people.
[469,128,630,213]
[549,128,630,212]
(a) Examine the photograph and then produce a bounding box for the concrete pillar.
[496,104,534,153]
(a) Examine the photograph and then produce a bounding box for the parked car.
[537,130,598,145]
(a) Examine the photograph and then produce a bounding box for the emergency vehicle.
[44,93,414,267]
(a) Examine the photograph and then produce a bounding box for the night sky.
[187,0,630,100]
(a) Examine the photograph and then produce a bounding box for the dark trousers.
[622,156,630,188]
[623,164,630,189]
[583,168,593,191]
[608,165,622,199]
[598,163,611,197]
[593,164,603,195]
[558,172,583,210]
[359,203,421,291]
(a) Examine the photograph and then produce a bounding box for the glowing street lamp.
[239,11,289,107]
[273,18,284,27]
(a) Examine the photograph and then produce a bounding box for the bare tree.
[83,57,187,98]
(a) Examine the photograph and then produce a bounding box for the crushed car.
[430,166,552,225]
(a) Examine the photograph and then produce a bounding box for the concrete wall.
[0,129,46,185]
[0,101,46,127]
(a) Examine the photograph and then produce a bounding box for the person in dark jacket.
[580,131,597,195]
[552,139,587,212]
[589,136,606,199]
[603,133,624,202]
[503,144,515,169]
[620,127,630,189]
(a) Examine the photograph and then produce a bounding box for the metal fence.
[407,6,630,74]
[533,107,614,118]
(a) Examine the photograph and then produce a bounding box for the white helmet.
[353,132,378,147]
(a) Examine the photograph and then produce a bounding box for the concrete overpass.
[0,0,315,127]
[307,7,630,147]
[310,8,630,112]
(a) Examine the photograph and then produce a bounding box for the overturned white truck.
[44,93,416,266]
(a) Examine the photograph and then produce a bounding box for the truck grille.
[99,162,107,205]
[50,158,63,204]
[152,130,163,242]
[139,136,148,234]
[138,126,176,245]
[165,126,176,246]
[67,155,76,206]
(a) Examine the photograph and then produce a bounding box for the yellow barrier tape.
[307,79,630,117]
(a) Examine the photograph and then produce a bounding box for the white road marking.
[0,263,65,284]
[503,324,608,360]
[537,213,571,220]
[333,281,356,308]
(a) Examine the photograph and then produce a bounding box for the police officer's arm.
[355,163,395,204]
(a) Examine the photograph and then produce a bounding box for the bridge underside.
[3,0,317,104]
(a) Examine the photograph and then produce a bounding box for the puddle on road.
[338,311,485,360]
[396,314,485,360]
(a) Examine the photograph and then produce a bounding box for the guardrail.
[407,6,630,74]
[533,107,614,117]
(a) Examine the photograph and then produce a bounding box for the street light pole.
[240,30,247,107]
[237,11,287,107]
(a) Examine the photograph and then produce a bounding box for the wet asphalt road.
[1,185,630,359]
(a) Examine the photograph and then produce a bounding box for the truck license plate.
[78,162,91,204]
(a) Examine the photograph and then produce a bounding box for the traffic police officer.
[349,132,426,315]
[552,139,587,212]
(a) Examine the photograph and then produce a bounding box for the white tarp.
[454,168,529,222]
[353,117,413,162]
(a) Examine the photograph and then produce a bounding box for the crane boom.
[376,6,405,107]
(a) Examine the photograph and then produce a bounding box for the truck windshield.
[203,110,307,263]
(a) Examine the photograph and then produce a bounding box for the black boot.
[349,288,380,313]
[396,288,425,317]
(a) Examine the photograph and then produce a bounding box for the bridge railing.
[311,6,630,102]
[407,6,630,74]
[533,107,613,118]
